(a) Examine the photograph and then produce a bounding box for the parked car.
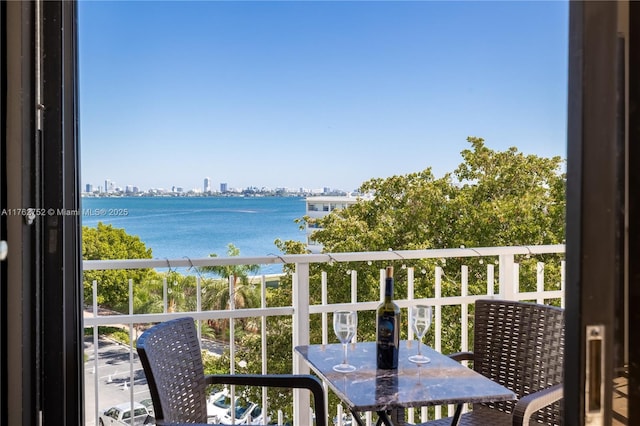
[98,402,153,426]
[218,400,269,425]
[207,389,232,423]
[206,389,269,425]
[139,398,154,417]
[333,414,354,426]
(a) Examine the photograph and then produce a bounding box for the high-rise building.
[104,179,115,193]
[220,182,228,193]
[204,177,211,193]
[85,184,93,193]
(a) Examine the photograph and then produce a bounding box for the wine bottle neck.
[384,278,394,301]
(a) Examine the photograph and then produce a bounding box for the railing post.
[498,254,517,300]
[536,262,545,304]
[560,260,566,308]
[487,264,495,296]
[322,271,328,344]
[293,262,311,425]
[461,266,469,353]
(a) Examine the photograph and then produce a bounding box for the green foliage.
[450,137,565,247]
[199,243,261,310]
[274,238,309,255]
[198,244,262,336]
[200,244,260,283]
[313,137,565,253]
[84,325,130,337]
[316,169,450,253]
[82,222,154,311]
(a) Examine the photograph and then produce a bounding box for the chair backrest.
[472,299,564,424]
[137,316,209,424]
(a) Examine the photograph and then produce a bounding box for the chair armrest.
[512,383,563,426]
[204,374,327,426]
[448,351,474,362]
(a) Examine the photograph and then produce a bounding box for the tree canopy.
[82,222,153,311]
[312,137,565,253]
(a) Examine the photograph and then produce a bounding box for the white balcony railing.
[83,244,565,426]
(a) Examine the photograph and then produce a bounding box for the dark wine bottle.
[376,266,401,369]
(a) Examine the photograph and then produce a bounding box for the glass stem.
[343,343,348,365]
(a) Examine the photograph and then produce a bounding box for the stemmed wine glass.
[333,310,358,372]
[409,304,433,364]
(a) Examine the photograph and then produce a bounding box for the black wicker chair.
[417,299,564,426]
[136,316,327,426]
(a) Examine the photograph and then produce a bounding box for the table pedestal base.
[348,408,405,426]
[349,405,463,426]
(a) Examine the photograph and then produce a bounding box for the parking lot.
[83,335,151,426]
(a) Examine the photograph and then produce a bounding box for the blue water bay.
[81,196,307,274]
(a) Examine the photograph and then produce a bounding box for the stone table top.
[295,341,515,413]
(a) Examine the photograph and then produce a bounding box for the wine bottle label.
[377,312,400,369]
[377,267,399,369]
[377,314,397,349]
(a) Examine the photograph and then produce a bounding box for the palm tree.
[199,244,261,335]
[163,271,200,313]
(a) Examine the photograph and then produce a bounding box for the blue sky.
[79,0,569,193]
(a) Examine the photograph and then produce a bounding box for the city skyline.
[79,1,568,192]
[83,177,343,195]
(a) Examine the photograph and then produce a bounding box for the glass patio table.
[295,341,516,426]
